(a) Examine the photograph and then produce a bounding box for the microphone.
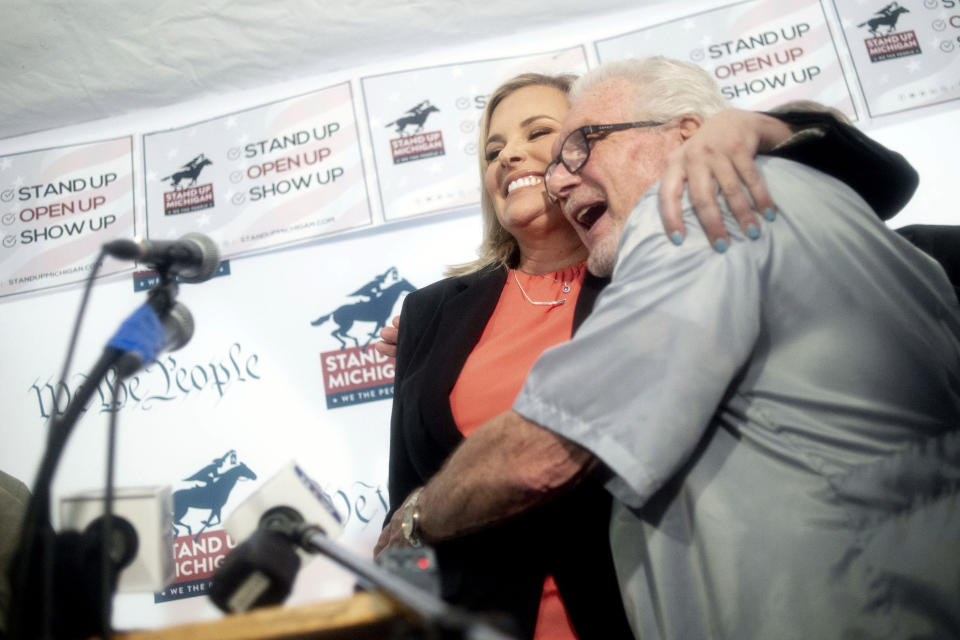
[59,486,175,592]
[107,301,194,377]
[209,463,518,639]
[104,232,221,283]
[221,461,344,548]
[208,508,306,613]
[210,463,343,614]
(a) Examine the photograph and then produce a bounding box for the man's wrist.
[400,487,424,547]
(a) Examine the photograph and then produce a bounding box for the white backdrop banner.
[143,82,371,258]
[0,211,481,627]
[361,46,588,221]
[595,0,857,118]
[832,0,960,116]
[1,0,958,632]
[0,137,134,297]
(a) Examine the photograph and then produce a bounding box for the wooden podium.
[113,592,414,640]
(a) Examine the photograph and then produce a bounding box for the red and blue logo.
[154,450,256,603]
[310,267,415,409]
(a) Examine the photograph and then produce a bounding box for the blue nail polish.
[714,239,729,253]
[747,224,760,240]
[670,231,684,246]
[764,207,777,222]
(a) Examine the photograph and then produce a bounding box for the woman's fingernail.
[671,231,684,246]
[764,207,777,222]
[714,239,729,253]
[747,224,760,240]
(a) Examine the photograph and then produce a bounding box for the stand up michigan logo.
[311,267,416,408]
[154,449,256,602]
[858,2,922,62]
[162,153,215,215]
[387,100,445,164]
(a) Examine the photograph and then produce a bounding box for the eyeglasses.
[544,121,664,201]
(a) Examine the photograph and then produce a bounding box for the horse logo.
[173,455,256,539]
[858,2,909,36]
[385,100,440,136]
[181,449,236,486]
[311,267,416,349]
[163,154,213,189]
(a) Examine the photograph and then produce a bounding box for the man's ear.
[676,114,703,141]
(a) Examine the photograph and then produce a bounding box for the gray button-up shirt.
[515,158,960,639]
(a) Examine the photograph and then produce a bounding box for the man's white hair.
[570,57,728,122]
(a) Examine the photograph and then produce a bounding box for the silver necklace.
[513,270,567,306]
[543,273,572,293]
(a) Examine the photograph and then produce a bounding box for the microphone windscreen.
[208,529,300,613]
[178,232,221,283]
[163,302,195,351]
[224,461,343,546]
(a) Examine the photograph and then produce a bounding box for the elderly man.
[377,57,960,638]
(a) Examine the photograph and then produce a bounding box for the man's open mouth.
[574,204,606,230]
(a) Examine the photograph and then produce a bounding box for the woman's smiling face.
[483,84,570,237]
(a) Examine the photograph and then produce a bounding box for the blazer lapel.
[573,271,610,334]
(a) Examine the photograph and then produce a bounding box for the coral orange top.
[449,262,586,640]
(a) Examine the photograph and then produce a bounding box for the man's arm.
[374,410,596,555]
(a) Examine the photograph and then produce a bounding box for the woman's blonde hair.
[446,72,576,276]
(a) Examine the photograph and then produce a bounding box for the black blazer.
[385,112,920,639]
[388,266,628,639]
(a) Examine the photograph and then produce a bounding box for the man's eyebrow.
[485,114,560,146]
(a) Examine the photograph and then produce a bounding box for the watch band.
[401,487,424,547]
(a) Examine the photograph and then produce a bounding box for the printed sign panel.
[595,0,857,118]
[0,209,480,628]
[0,137,134,297]
[833,0,960,116]
[361,47,589,221]
[143,82,371,258]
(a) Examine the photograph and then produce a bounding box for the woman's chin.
[500,191,564,222]
[505,217,580,246]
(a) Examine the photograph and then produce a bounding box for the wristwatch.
[401,487,424,547]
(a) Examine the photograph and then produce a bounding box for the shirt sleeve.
[514,194,764,509]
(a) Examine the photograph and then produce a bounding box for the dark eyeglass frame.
[544,121,665,201]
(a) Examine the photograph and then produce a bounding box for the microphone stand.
[245,512,518,640]
[300,532,516,640]
[9,270,185,640]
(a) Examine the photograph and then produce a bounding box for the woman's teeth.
[506,175,542,194]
